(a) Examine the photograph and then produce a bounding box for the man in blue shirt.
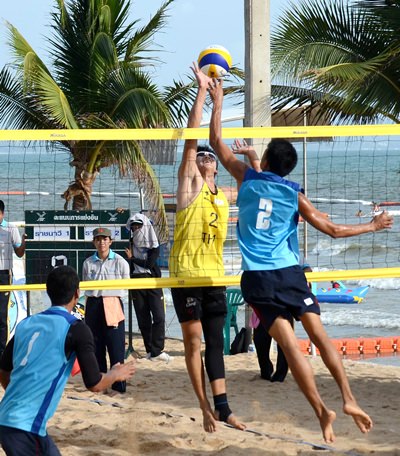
[209,79,394,443]
[82,227,130,393]
[0,266,135,456]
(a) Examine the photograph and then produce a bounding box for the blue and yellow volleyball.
[197,45,232,78]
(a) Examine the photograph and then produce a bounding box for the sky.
[0,1,284,120]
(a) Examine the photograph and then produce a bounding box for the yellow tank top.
[169,183,229,277]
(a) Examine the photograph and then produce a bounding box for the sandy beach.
[2,335,395,456]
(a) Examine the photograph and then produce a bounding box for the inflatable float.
[316,281,369,304]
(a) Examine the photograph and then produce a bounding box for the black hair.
[262,139,298,177]
[197,145,215,154]
[0,200,4,213]
[46,265,79,306]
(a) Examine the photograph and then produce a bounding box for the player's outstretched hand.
[191,61,212,89]
[111,361,136,381]
[372,210,394,231]
[231,139,253,155]
[231,139,261,171]
[208,77,223,103]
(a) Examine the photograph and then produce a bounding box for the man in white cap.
[125,213,170,362]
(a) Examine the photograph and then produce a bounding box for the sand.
[3,336,400,455]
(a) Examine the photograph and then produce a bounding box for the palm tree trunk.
[62,165,98,210]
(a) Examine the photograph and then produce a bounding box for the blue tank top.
[237,168,303,270]
[0,307,77,436]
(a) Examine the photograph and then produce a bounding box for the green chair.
[224,288,245,355]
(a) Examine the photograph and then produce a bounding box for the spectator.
[125,213,171,362]
[0,200,25,358]
[82,227,130,393]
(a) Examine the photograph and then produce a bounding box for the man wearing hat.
[124,213,170,362]
[82,227,130,393]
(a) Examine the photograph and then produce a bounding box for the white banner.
[33,226,71,241]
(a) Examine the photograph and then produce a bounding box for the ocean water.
[1,137,400,344]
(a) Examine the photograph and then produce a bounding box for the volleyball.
[197,45,232,78]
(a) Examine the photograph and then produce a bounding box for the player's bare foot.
[202,408,218,432]
[319,409,336,443]
[214,410,246,430]
[343,402,373,433]
[226,413,246,430]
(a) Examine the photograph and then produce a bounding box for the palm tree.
[271,0,400,124]
[0,0,200,242]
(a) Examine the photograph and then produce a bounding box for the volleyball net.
[0,124,399,301]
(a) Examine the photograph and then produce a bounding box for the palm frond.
[0,66,57,129]
[104,67,171,127]
[352,0,400,34]
[90,32,119,83]
[124,0,174,65]
[162,80,197,127]
[272,0,400,123]
[33,68,79,128]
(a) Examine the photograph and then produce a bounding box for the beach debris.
[161,411,196,422]
[67,396,124,408]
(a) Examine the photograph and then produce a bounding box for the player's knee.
[183,335,202,353]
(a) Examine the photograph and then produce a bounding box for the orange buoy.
[298,336,400,357]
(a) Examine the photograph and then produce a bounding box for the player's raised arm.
[176,63,212,210]
[299,193,394,238]
[208,79,248,185]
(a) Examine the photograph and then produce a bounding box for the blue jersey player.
[208,78,393,443]
[0,266,135,455]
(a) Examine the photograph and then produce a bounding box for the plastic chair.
[223,288,245,355]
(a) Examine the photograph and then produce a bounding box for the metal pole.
[125,290,135,358]
[302,110,316,357]
[303,107,308,261]
[243,0,270,348]
[139,188,145,212]
[26,290,31,317]
[244,0,271,157]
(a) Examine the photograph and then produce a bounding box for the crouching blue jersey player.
[0,266,135,456]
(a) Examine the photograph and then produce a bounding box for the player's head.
[261,139,297,177]
[196,145,218,175]
[0,200,4,215]
[92,227,113,252]
[46,265,80,306]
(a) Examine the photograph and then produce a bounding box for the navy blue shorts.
[171,286,227,323]
[0,425,61,456]
[241,265,320,331]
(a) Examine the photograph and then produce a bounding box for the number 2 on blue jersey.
[256,198,272,229]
